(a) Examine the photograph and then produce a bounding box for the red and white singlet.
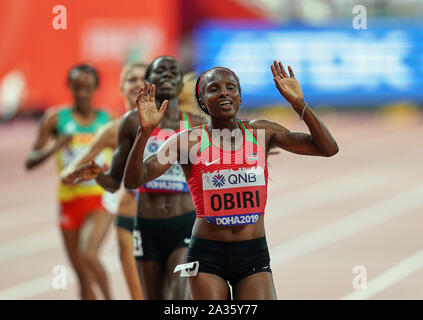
[187,120,268,226]
[138,111,192,194]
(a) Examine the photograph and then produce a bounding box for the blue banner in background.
[194,20,423,108]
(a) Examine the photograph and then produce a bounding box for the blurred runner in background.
[25,64,114,300]
[61,62,147,300]
[73,56,206,299]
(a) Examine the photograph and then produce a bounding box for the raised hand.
[271,60,304,113]
[136,82,168,132]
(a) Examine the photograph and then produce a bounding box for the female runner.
[123,60,339,299]
[72,56,205,299]
[25,64,113,299]
[60,62,147,299]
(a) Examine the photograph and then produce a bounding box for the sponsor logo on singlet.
[202,167,265,226]
[202,167,265,190]
[212,174,226,188]
[148,141,159,153]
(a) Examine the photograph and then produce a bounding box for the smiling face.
[199,68,241,120]
[121,65,146,109]
[148,57,183,100]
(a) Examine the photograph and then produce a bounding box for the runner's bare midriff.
[192,216,265,242]
[136,192,194,219]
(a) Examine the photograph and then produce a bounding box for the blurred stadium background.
[0,0,422,300]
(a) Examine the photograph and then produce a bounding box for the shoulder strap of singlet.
[237,120,261,147]
[198,124,211,155]
[180,110,192,130]
[56,108,72,134]
[198,120,261,156]
[57,108,110,134]
[96,110,111,123]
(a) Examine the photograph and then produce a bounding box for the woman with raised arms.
[124,60,339,300]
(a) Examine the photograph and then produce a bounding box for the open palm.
[136,82,168,131]
[271,60,304,113]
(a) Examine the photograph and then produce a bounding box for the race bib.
[202,167,266,226]
[143,163,189,192]
[143,134,189,192]
[133,230,143,257]
[174,261,199,277]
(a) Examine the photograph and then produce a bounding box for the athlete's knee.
[69,253,90,278]
[83,249,100,268]
[72,263,92,287]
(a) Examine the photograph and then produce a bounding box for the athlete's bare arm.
[248,60,338,157]
[72,110,139,192]
[124,83,175,189]
[249,118,337,157]
[60,119,118,184]
[25,109,71,170]
[94,111,139,192]
[124,129,178,189]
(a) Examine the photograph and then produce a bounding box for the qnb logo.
[212,174,226,188]
[228,172,257,185]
